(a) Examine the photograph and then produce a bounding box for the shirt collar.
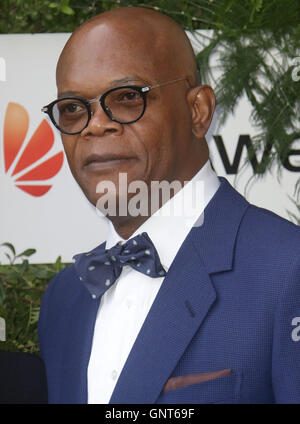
[105,160,220,270]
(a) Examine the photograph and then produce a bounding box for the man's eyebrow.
[57,76,151,98]
[57,91,80,99]
[110,76,149,85]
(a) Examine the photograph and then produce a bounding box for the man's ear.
[187,85,216,138]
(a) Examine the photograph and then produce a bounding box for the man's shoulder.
[234,202,300,281]
[49,263,78,290]
[213,178,300,272]
[43,241,107,299]
[41,263,83,309]
[242,202,300,246]
[218,177,300,246]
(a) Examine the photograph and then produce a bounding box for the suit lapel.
[193,177,250,274]
[109,177,250,404]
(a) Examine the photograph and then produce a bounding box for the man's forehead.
[64,28,159,63]
[57,7,197,89]
[57,49,157,95]
[57,24,167,90]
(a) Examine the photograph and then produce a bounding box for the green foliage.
[0,243,69,354]
[195,27,300,176]
[0,0,77,33]
[2,0,299,34]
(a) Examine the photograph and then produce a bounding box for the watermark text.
[291,57,300,82]
[0,317,6,341]
[0,57,6,82]
[95,173,205,227]
[291,317,300,341]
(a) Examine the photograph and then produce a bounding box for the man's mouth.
[83,153,135,171]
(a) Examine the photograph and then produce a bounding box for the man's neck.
[109,215,150,240]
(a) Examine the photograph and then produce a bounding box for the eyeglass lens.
[53,99,89,134]
[52,87,145,133]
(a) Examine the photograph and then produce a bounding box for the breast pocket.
[157,371,242,404]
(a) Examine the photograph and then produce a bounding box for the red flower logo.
[3,102,63,197]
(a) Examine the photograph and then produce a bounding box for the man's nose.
[80,103,123,137]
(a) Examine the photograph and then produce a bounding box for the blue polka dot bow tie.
[73,232,167,299]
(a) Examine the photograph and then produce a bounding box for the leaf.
[32,267,52,279]
[61,5,74,15]
[19,259,29,273]
[4,253,12,264]
[1,242,16,256]
[29,307,40,325]
[4,268,21,281]
[16,248,36,258]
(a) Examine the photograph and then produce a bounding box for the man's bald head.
[56,7,199,88]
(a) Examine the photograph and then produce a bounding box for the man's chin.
[77,167,150,217]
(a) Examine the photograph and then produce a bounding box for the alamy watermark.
[0,317,6,341]
[291,57,300,82]
[291,317,300,342]
[0,57,6,82]
[95,173,205,227]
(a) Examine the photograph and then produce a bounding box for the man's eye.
[123,91,139,101]
[117,91,142,102]
[59,102,85,114]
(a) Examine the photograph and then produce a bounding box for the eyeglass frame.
[41,77,188,135]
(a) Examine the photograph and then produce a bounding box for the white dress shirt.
[87,160,220,403]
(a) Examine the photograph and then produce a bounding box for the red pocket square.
[163,368,232,392]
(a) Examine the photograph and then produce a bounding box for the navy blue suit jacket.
[38,177,300,403]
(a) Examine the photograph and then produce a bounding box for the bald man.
[39,7,300,404]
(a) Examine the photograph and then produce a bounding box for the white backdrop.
[0,33,299,264]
